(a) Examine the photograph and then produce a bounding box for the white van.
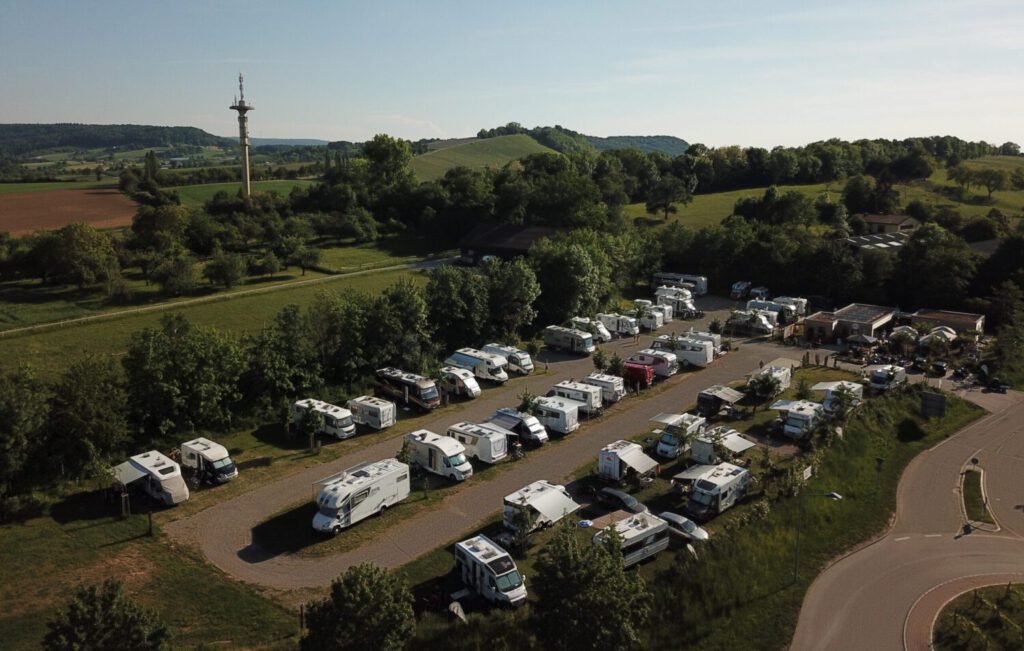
[454,535,528,606]
[533,396,582,435]
[583,373,627,404]
[179,437,238,483]
[446,421,510,464]
[439,366,482,399]
[592,512,670,568]
[487,408,549,446]
[405,430,474,481]
[346,395,397,430]
[650,412,707,459]
[312,459,410,534]
[549,380,603,415]
[481,343,534,375]
[571,316,613,343]
[445,348,509,384]
[292,398,355,439]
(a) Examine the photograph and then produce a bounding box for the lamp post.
[794,491,843,582]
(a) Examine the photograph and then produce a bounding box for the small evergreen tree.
[43,579,169,651]
[607,352,625,377]
[592,348,608,372]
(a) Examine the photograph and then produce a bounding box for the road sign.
[802,465,813,481]
[920,392,947,419]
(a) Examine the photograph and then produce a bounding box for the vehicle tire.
[379,504,388,516]
[332,525,342,535]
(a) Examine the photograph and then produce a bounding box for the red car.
[623,362,655,388]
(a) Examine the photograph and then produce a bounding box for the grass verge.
[933,584,1024,650]
[963,469,995,525]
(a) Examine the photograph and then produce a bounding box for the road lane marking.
[924,534,942,538]
[895,536,910,541]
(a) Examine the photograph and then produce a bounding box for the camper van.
[654,285,693,304]
[438,366,482,399]
[730,281,752,300]
[592,512,670,568]
[312,459,410,534]
[652,272,708,296]
[769,400,826,438]
[533,396,582,435]
[691,426,756,464]
[868,365,907,392]
[627,349,679,378]
[112,451,190,506]
[630,300,664,331]
[375,367,441,411]
[650,412,706,459]
[774,296,809,317]
[672,337,714,368]
[597,313,640,337]
[179,437,238,484]
[726,309,775,335]
[446,421,510,464]
[481,343,534,375]
[598,440,659,486]
[291,398,356,439]
[748,365,792,394]
[445,348,509,384]
[346,395,397,430]
[543,325,595,355]
[682,328,723,350]
[583,373,627,404]
[454,535,528,606]
[570,317,613,343]
[503,480,580,532]
[404,430,474,481]
[812,380,864,413]
[549,380,603,414]
[487,408,549,446]
[684,462,750,522]
[646,303,673,323]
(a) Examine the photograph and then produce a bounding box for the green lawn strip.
[933,584,1024,651]
[0,501,296,651]
[962,469,995,525]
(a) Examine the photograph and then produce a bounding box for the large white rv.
[549,380,603,414]
[481,343,534,375]
[179,437,238,484]
[769,400,825,438]
[438,366,482,399]
[503,480,580,532]
[583,373,627,404]
[543,325,595,355]
[650,412,707,459]
[487,408,549,446]
[631,300,664,331]
[312,459,410,534]
[446,421,510,464]
[445,348,509,384]
[598,439,659,485]
[659,337,714,368]
[376,367,441,411]
[454,535,528,606]
[867,365,907,392]
[592,512,670,568]
[291,398,356,439]
[570,316,613,343]
[346,395,397,430]
[597,313,640,337]
[111,451,190,506]
[684,462,750,522]
[533,396,582,435]
[627,349,679,378]
[404,430,474,481]
[747,365,792,394]
[652,272,708,296]
[811,380,864,412]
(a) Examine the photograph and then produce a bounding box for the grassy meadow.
[170,179,316,207]
[411,134,556,182]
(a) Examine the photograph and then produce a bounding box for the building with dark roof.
[803,303,897,343]
[860,214,920,234]
[911,309,985,333]
[458,223,558,265]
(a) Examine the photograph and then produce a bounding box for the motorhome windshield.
[421,386,439,401]
[582,335,594,348]
[496,570,524,592]
[335,415,353,428]
[317,504,341,518]
[659,432,679,447]
[211,457,234,469]
[447,453,468,467]
[488,366,504,377]
[871,371,890,384]
[786,414,810,428]
[691,489,713,505]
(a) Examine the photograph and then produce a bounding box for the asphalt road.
[790,387,1024,651]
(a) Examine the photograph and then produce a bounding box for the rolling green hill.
[410,134,557,181]
[588,134,689,156]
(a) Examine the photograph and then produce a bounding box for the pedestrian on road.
[759,359,764,369]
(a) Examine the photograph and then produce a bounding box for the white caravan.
[811,380,864,412]
[684,462,750,522]
[454,535,528,606]
[533,396,582,435]
[481,343,534,375]
[655,284,693,303]
[670,338,714,368]
[179,437,238,483]
[439,366,482,399]
[597,313,640,337]
[683,328,723,350]
[583,372,627,404]
[747,299,796,320]
[773,296,809,316]
[549,380,603,414]
[769,400,826,438]
[652,272,708,296]
[292,398,355,439]
[570,316,613,343]
[487,408,549,446]
[503,480,580,532]
[627,349,679,378]
[598,439,659,485]
[691,426,757,465]
[747,365,792,393]
[346,395,397,430]
[867,365,907,392]
[593,512,670,568]
[404,429,474,481]
[650,412,707,459]
[312,459,410,534]
[726,309,775,334]
[543,325,595,355]
[111,451,190,506]
[631,300,664,331]
[446,421,510,464]
[445,348,509,384]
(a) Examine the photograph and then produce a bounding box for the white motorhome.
[811,380,864,412]
[654,284,693,303]
[773,296,809,316]
[446,421,510,464]
[726,310,775,335]
[583,372,627,404]
[683,328,723,350]
[454,535,528,606]
[627,349,679,378]
[404,429,474,481]
[445,348,509,384]
[112,451,190,506]
[533,396,582,435]
[867,365,907,392]
[550,380,603,414]
[376,367,441,411]
[650,412,707,459]
[481,343,534,375]
[291,398,356,439]
[691,426,757,464]
[649,303,673,323]
[179,437,238,484]
[543,325,595,355]
[597,313,640,337]
[769,400,826,438]
[312,459,410,534]
[684,462,750,522]
[346,395,397,430]
[652,272,708,296]
[669,337,714,368]
[487,408,549,446]
[592,512,670,568]
[503,480,580,532]
[439,366,482,399]
[598,439,659,485]
[631,300,664,331]
[747,365,792,393]
[570,317,613,343]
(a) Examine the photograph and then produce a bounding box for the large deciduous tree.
[893,223,977,309]
[424,266,488,352]
[242,305,322,408]
[0,366,49,498]
[645,173,696,221]
[26,223,119,287]
[483,258,541,342]
[364,278,432,372]
[306,289,373,389]
[44,579,169,651]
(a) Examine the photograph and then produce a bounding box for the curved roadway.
[791,388,1024,651]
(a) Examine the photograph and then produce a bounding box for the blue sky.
[1,0,1021,147]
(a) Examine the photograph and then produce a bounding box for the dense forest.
[0,124,235,158]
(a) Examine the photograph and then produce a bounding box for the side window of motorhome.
[397,473,408,483]
[351,488,370,507]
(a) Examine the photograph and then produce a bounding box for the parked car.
[659,511,709,543]
[595,487,647,514]
[930,361,949,377]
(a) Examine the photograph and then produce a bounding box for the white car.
[659,511,709,543]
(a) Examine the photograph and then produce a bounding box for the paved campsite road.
[790,388,1024,651]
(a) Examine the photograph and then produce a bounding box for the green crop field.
[0,180,117,194]
[411,134,556,182]
[170,179,316,207]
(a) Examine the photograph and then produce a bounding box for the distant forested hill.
[0,124,234,157]
[587,135,689,156]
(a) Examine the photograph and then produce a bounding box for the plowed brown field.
[0,188,137,235]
